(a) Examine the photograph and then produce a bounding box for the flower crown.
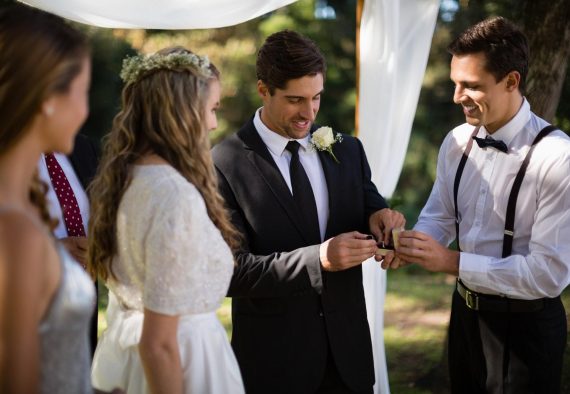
[120,51,212,85]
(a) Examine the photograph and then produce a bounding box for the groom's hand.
[319,232,377,272]
[369,208,406,245]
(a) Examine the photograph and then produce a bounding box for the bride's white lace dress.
[91,164,244,394]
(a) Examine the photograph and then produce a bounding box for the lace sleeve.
[142,179,233,316]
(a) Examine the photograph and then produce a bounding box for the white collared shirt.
[254,108,329,242]
[38,153,90,238]
[415,99,570,299]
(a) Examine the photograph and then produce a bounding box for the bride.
[88,47,244,393]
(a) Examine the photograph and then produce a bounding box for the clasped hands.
[380,230,460,275]
[319,208,405,272]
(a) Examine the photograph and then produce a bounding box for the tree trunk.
[522,0,570,122]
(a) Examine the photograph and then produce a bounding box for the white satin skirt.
[91,293,244,394]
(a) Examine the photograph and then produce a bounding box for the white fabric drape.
[358,0,439,198]
[358,1,439,393]
[19,0,298,29]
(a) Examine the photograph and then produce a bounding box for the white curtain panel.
[19,0,298,29]
[359,1,439,393]
[358,0,439,198]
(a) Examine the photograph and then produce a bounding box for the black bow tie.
[472,136,508,153]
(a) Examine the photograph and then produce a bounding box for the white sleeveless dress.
[40,243,95,394]
[0,207,95,393]
[91,165,244,394]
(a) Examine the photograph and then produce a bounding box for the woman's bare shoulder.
[0,210,51,270]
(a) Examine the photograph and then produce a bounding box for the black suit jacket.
[68,133,99,191]
[68,133,100,354]
[212,119,388,393]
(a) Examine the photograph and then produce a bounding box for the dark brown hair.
[256,29,326,94]
[0,4,89,229]
[447,16,529,94]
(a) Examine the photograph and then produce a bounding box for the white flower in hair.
[120,51,212,85]
[310,126,343,163]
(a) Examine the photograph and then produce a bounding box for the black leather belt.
[456,279,547,313]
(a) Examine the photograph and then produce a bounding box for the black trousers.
[448,289,566,394]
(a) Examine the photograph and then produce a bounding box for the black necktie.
[285,141,320,243]
[472,135,508,153]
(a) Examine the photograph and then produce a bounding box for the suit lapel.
[67,134,98,190]
[318,149,341,239]
[238,122,314,244]
[68,150,88,189]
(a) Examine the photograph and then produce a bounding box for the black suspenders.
[454,127,479,252]
[453,125,558,256]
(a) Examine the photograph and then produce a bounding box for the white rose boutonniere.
[310,126,343,163]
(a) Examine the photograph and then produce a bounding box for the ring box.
[376,227,404,256]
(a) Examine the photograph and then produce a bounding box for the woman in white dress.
[88,47,244,394]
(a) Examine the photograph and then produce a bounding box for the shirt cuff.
[458,251,497,295]
[304,244,323,294]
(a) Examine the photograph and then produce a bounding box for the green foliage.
[95,0,358,142]
[80,28,136,143]
[37,0,568,220]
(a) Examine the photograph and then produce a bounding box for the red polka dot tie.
[44,153,86,237]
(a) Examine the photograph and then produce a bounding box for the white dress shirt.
[254,108,329,242]
[38,153,90,239]
[415,99,570,299]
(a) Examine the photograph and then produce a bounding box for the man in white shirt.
[393,17,570,393]
[39,153,90,264]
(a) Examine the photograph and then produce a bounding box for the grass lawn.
[384,268,570,393]
[98,270,570,393]
[384,269,455,394]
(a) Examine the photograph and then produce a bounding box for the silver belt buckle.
[465,289,479,310]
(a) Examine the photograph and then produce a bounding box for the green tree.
[80,29,136,142]
[110,0,358,143]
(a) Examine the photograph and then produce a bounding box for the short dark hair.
[256,30,326,94]
[447,16,529,93]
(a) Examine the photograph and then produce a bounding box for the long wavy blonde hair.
[87,47,240,281]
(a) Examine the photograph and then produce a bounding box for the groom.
[213,30,404,393]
